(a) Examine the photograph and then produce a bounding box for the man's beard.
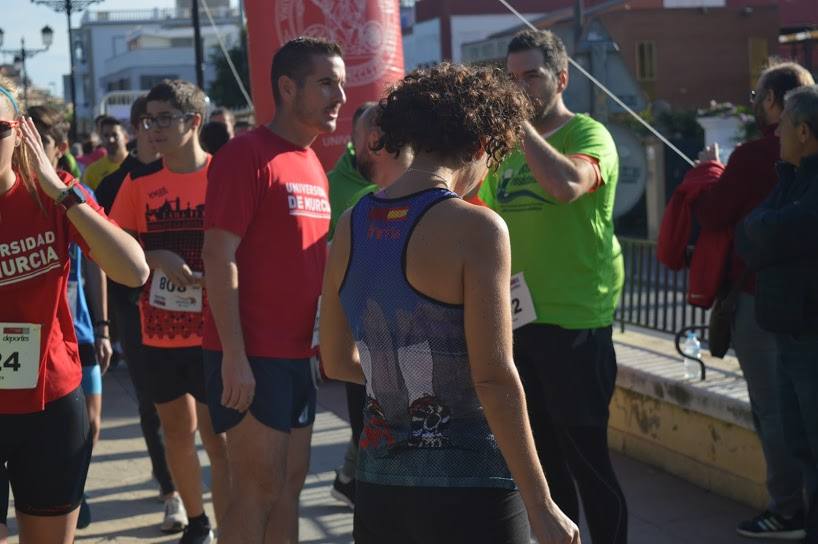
[356,150,376,183]
[529,92,557,126]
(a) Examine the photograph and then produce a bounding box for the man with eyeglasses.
[693,60,814,540]
[110,79,228,544]
[83,117,129,191]
[736,83,818,544]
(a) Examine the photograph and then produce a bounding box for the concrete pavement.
[4,362,783,543]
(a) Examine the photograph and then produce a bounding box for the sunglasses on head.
[0,119,19,139]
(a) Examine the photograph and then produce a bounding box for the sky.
[3,0,235,98]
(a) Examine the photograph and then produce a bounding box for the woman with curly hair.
[319,63,580,544]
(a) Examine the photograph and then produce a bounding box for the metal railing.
[617,237,710,379]
[617,237,710,336]
[81,7,239,24]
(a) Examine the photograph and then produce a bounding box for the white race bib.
[311,296,321,349]
[0,323,42,389]
[149,271,202,313]
[510,272,537,330]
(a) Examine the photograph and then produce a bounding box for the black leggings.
[514,324,628,544]
[111,286,175,496]
[0,466,6,525]
[345,382,366,446]
[354,482,530,544]
[537,421,628,544]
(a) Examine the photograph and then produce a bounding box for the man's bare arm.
[521,121,598,203]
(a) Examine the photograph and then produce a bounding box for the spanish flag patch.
[369,207,410,222]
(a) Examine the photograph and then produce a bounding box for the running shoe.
[76,495,91,529]
[178,525,213,544]
[161,493,188,534]
[330,470,355,510]
[736,510,805,540]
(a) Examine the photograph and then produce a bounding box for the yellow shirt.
[83,155,123,190]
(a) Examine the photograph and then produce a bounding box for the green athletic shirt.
[328,142,377,240]
[479,114,624,329]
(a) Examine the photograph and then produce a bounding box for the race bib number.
[311,296,321,349]
[510,272,537,330]
[0,323,42,389]
[149,271,202,313]
[66,280,79,320]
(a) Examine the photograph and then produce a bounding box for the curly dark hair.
[374,63,530,168]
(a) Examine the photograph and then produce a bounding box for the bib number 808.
[158,277,187,293]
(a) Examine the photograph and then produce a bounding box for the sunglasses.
[0,119,20,139]
[140,113,195,130]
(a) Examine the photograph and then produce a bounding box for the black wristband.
[94,320,111,327]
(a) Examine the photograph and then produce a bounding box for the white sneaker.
[161,493,188,534]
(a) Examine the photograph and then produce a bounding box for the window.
[636,41,656,82]
[748,38,768,91]
[170,37,194,48]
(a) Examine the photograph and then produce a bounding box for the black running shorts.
[0,387,92,516]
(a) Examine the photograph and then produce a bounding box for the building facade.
[69,0,238,136]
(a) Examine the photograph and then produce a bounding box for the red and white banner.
[245,0,406,169]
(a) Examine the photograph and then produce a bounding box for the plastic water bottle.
[681,331,701,380]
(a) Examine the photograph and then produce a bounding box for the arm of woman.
[84,257,113,373]
[320,211,365,385]
[463,207,579,544]
[20,117,149,288]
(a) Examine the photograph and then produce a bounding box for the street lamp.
[0,25,54,109]
[32,0,103,142]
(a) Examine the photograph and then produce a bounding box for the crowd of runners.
[0,26,817,544]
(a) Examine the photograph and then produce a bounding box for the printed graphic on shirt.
[139,195,205,343]
[408,395,451,449]
[285,182,331,220]
[366,205,410,240]
[0,231,61,287]
[495,164,554,211]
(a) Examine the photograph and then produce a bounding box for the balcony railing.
[81,7,239,24]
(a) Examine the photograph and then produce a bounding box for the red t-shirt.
[110,158,210,348]
[203,127,330,359]
[0,172,110,414]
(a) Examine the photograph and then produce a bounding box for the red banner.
[245,0,406,169]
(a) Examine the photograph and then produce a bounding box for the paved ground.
[5,363,781,543]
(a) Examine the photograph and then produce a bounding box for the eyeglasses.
[140,113,194,130]
[0,119,20,139]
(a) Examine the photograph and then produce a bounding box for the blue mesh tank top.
[339,188,514,489]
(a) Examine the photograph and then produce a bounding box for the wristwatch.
[56,184,87,211]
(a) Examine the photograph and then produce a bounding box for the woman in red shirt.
[0,78,148,543]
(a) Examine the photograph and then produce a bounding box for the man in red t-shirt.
[110,80,228,544]
[202,37,345,543]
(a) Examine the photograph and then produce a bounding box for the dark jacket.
[736,153,818,333]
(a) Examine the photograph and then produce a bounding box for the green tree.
[207,30,251,109]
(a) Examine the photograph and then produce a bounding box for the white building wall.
[450,14,542,63]
[403,13,544,70]
[403,18,442,70]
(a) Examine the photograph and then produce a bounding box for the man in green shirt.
[328,103,378,239]
[479,29,627,543]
